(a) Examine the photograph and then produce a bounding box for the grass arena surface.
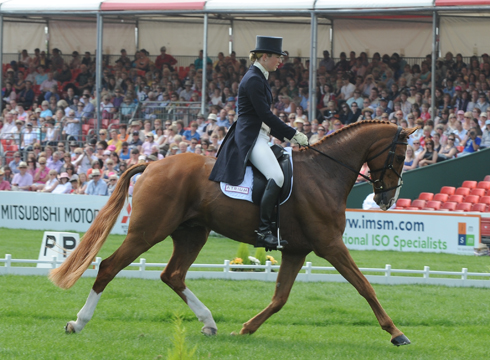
[1,228,490,359]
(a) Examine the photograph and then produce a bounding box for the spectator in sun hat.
[129,130,143,149]
[141,132,157,156]
[360,107,374,121]
[179,80,194,101]
[50,172,72,194]
[107,173,118,196]
[85,168,107,196]
[11,161,33,191]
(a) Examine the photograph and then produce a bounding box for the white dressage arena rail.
[1,254,489,288]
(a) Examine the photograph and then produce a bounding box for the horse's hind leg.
[160,226,218,335]
[316,240,410,346]
[66,228,169,333]
[240,251,306,335]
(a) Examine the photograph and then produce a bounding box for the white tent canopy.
[0,0,489,57]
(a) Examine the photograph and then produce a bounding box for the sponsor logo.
[458,222,475,246]
[121,203,132,224]
[224,184,250,195]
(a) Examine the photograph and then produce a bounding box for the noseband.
[365,126,407,194]
[305,126,407,194]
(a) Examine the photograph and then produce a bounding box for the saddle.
[219,145,293,206]
[251,144,292,205]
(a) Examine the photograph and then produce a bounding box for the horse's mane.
[303,120,393,151]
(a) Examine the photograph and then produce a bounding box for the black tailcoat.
[209,65,296,185]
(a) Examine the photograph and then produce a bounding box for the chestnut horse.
[50,120,415,346]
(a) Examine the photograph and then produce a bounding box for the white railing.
[1,254,490,288]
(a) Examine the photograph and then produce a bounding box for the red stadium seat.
[434,193,449,202]
[411,199,426,210]
[418,192,434,201]
[455,187,470,196]
[471,203,487,212]
[484,175,490,182]
[440,186,456,195]
[479,196,490,205]
[405,207,420,210]
[477,181,490,190]
[464,195,480,204]
[448,195,464,203]
[395,198,411,209]
[424,201,442,210]
[470,188,486,197]
[101,119,110,129]
[82,124,92,135]
[441,202,457,211]
[455,203,472,212]
[88,118,97,126]
[462,180,477,189]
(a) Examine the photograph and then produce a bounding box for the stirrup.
[254,230,288,251]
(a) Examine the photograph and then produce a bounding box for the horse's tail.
[49,163,149,289]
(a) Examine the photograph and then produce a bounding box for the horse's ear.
[400,127,418,138]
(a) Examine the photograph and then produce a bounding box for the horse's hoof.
[230,331,238,336]
[391,334,411,346]
[65,321,77,334]
[201,326,217,336]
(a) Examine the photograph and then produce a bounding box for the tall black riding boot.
[255,179,288,250]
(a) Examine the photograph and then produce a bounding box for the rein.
[305,126,407,194]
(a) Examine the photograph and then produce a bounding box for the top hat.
[250,36,287,56]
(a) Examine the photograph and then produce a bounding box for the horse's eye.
[396,155,405,162]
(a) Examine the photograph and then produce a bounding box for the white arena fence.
[2,254,489,288]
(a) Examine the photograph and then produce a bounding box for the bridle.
[305,126,407,194]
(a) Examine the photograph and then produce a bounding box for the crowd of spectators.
[1,46,490,192]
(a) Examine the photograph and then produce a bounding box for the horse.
[50,120,415,346]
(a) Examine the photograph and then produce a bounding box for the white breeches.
[249,129,284,188]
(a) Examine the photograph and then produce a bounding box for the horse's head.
[367,125,417,210]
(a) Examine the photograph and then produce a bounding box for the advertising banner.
[0,193,483,255]
[343,210,481,255]
[0,192,131,235]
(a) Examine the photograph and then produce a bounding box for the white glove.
[290,131,309,146]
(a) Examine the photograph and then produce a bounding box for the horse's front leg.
[240,251,306,335]
[315,238,410,346]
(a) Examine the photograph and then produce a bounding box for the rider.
[209,36,309,249]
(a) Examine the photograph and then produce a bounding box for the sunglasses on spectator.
[39,162,46,165]
[413,142,420,144]
[97,148,104,150]
[448,138,455,141]
[318,128,325,131]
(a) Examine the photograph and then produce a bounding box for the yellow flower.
[266,255,278,265]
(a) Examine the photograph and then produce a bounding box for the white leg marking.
[182,288,217,331]
[67,289,102,333]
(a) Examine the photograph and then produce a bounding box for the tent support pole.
[201,13,208,115]
[96,12,103,138]
[135,20,139,50]
[431,11,437,121]
[308,12,318,123]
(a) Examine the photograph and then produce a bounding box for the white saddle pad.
[220,147,293,205]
